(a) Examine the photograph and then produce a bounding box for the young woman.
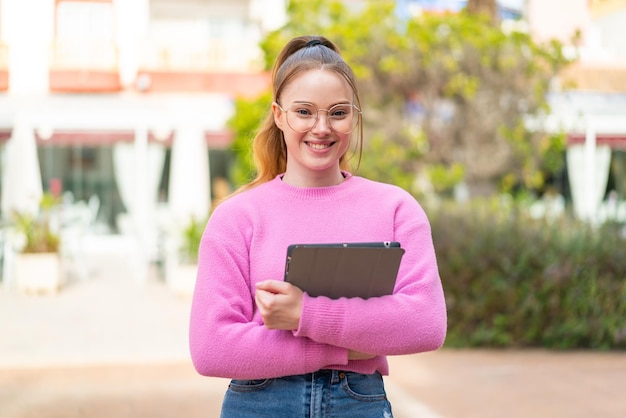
[189,35,447,417]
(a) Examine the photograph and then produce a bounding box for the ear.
[272,102,285,130]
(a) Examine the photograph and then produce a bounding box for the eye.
[292,105,316,117]
[330,105,351,119]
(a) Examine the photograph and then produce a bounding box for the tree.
[395,10,571,196]
[231,0,572,197]
[466,0,498,24]
[227,92,273,187]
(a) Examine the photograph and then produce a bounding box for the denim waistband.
[309,369,343,383]
[300,369,376,384]
[222,369,391,417]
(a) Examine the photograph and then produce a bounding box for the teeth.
[308,142,332,150]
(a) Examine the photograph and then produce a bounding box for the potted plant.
[12,193,63,294]
[163,215,205,297]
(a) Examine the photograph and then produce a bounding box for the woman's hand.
[255,280,303,331]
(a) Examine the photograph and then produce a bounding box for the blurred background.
[0,0,626,347]
[0,0,286,291]
[0,1,625,417]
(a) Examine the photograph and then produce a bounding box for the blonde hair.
[236,35,363,194]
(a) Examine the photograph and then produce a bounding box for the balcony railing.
[139,38,263,73]
[50,40,118,71]
[49,40,121,93]
[135,38,269,96]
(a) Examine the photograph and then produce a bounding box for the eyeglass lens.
[285,103,359,134]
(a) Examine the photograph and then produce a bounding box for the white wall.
[3,0,54,95]
[527,0,591,46]
[593,8,626,61]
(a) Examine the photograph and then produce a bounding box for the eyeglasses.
[276,102,361,134]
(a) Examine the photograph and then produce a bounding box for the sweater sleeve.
[293,195,447,355]
[189,204,348,380]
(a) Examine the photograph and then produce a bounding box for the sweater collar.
[272,172,355,200]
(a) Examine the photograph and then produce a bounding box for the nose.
[311,110,331,134]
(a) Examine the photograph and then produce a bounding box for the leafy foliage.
[227,92,273,188]
[255,0,573,196]
[179,216,207,264]
[12,193,61,253]
[430,199,626,349]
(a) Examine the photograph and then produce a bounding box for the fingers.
[255,279,291,294]
[255,280,303,331]
[254,287,276,312]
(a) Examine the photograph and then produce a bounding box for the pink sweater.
[189,173,447,380]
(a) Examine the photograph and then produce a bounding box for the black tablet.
[284,242,405,299]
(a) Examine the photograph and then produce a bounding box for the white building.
[0,0,286,284]
[527,0,626,223]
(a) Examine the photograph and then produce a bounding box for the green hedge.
[428,199,626,350]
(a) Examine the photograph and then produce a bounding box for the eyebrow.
[291,100,352,107]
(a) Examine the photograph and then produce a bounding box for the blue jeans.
[220,369,393,417]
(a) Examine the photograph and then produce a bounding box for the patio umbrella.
[1,117,43,218]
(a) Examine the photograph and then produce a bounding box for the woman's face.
[273,69,355,187]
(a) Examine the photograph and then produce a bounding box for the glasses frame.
[275,102,362,134]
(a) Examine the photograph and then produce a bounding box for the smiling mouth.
[306,141,335,150]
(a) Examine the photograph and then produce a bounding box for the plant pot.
[14,252,63,295]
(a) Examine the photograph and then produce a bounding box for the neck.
[281,170,345,188]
